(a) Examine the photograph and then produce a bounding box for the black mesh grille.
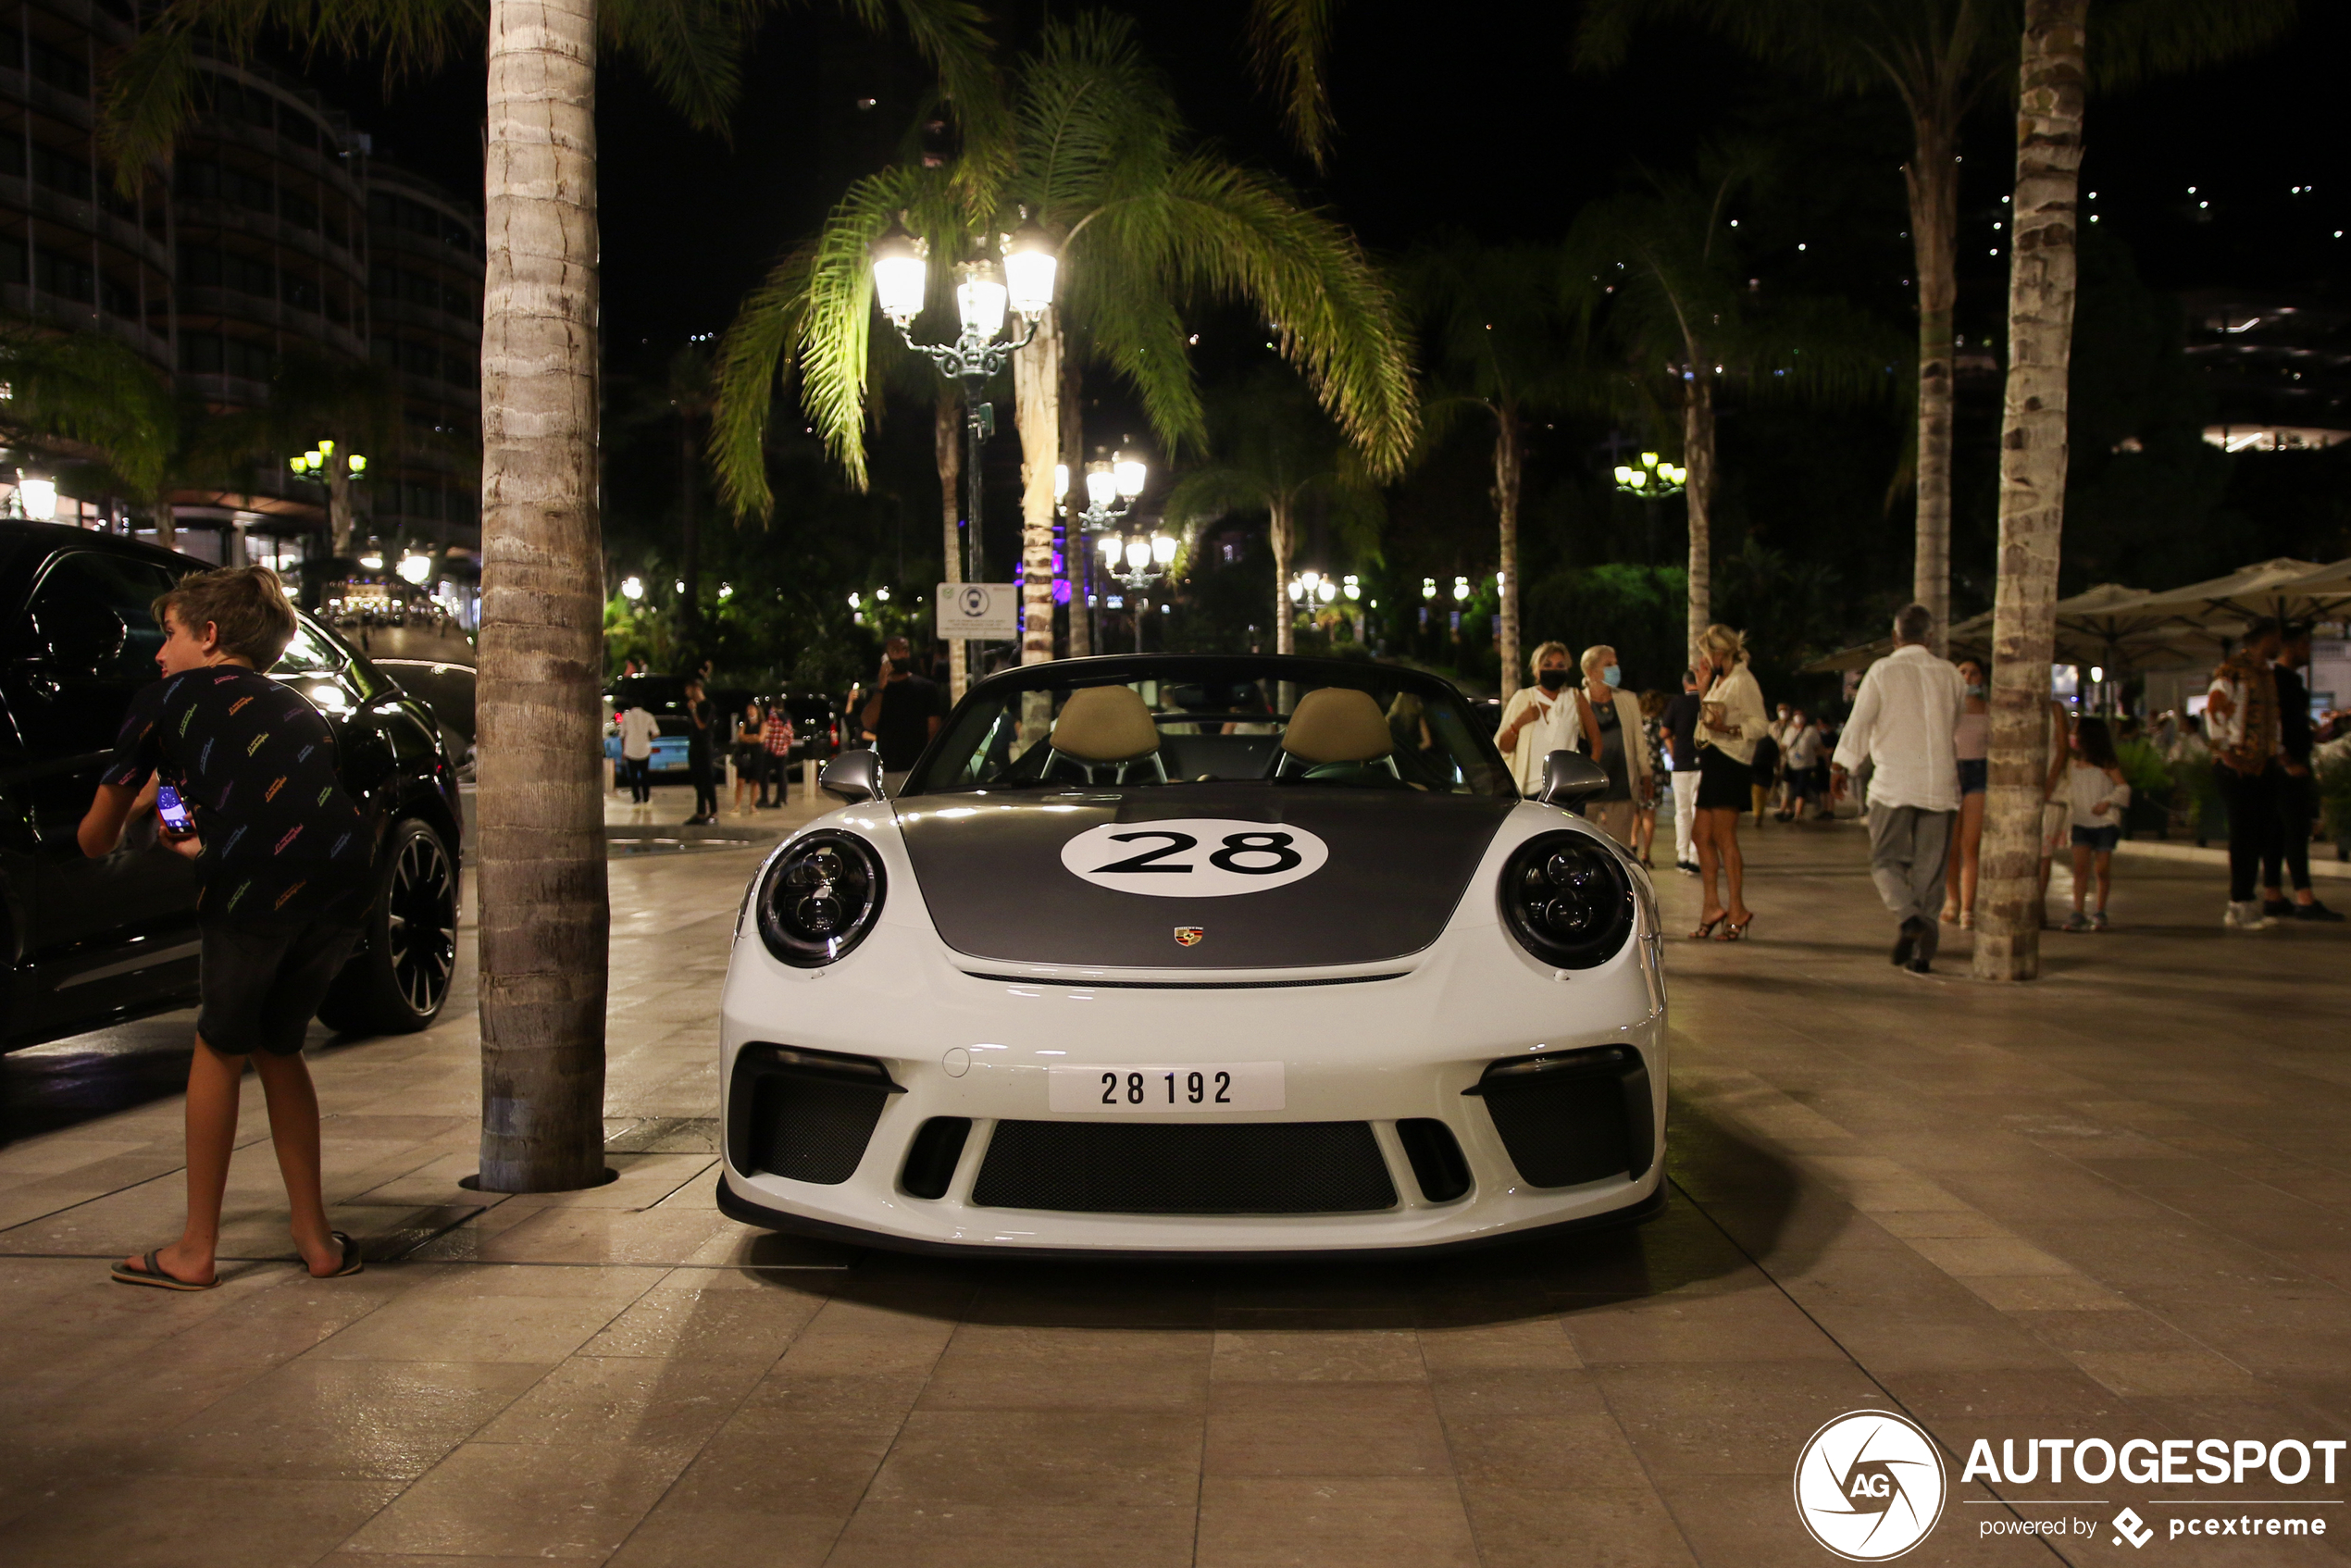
[1476,1050,1645,1189]
[972,1120,1398,1214]
[727,1045,897,1187]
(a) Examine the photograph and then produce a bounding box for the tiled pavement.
[2,813,2347,1566]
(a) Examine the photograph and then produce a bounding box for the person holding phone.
[76,566,374,1290]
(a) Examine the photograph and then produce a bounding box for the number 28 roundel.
[1058,818,1331,898]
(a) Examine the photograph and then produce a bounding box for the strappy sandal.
[1691,914,1724,940]
[1717,914,1756,941]
[112,1250,217,1291]
[311,1230,365,1279]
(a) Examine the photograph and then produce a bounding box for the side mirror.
[1537,749,1609,806]
[820,748,887,803]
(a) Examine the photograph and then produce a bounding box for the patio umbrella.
[2121,557,2345,629]
[2274,555,2351,601]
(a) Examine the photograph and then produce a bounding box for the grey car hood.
[894,784,1516,969]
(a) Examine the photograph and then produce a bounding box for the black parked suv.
[0,525,465,1052]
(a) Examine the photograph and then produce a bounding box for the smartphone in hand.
[155,783,195,836]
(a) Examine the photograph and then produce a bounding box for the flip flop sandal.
[111,1250,217,1291]
[315,1230,365,1279]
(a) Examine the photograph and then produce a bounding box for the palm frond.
[842,0,1014,191]
[96,28,199,194]
[0,321,179,496]
[710,243,815,519]
[1151,157,1417,478]
[603,0,759,133]
[1163,465,1274,530]
[1245,0,1340,170]
[2091,0,2297,90]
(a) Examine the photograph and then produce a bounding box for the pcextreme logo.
[1794,1410,1949,1561]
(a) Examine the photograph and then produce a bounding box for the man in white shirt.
[619,703,659,804]
[1832,604,1965,973]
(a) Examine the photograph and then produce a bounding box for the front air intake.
[1466,1046,1653,1188]
[972,1120,1398,1214]
[727,1043,902,1186]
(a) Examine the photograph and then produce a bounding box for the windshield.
[904,656,1513,799]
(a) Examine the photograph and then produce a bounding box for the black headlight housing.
[754,830,887,967]
[1499,830,1636,969]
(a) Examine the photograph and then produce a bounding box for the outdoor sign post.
[937,583,1020,678]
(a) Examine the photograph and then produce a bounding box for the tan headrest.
[1050,684,1161,763]
[1281,687,1393,765]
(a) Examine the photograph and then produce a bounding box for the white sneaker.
[2224,900,2270,929]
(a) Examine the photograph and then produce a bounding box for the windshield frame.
[899,653,1516,801]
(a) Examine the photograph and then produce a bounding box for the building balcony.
[369,294,481,342]
[0,172,174,277]
[176,284,367,357]
[174,197,366,277]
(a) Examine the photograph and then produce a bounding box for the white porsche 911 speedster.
[715,653,1667,1257]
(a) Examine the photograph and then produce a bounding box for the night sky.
[310,0,2350,348]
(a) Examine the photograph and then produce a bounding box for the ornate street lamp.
[1099,528,1176,652]
[1060,451,1147,655]
[7,469,57,520]
[1612,449,1686,565]
[870,214,1059,591]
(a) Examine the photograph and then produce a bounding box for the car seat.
[1041,685,1168,784]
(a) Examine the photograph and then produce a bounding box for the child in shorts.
[2059,716,2131,933]
[78,566,375,1289]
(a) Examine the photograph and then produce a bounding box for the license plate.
[1047,1062,1286,1114]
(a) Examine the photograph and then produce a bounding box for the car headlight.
[754,830,887,966]
[1499,830,1635,969]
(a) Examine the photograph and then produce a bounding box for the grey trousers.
[1867,803,1956,927]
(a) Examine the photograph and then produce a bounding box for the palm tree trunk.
[678,414,700,645]
[1063,354,1090,661]
[1681,370,1716,661]
[1493,402,1523,702]
[474,0,611,1191]
[1270,494,1295,655]
[1013,307,1063,667]
[1972,0,2087,985]
[1906,113,1959,655]
[328,461,356,557]
[936,386,965,703]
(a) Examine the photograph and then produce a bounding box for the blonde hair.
[1528,641,1571,677]
[1580,643,1614,674]
[1696,623,1747,666]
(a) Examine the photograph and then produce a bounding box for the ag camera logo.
[1795,1410,1947,1561]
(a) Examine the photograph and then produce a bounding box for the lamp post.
[871,216,1058,690]
[289,438,368,558]
[6,469,57,520]
[1099,528,1176,652]
[1611,450,1686,565]
[1059,452,1147,655]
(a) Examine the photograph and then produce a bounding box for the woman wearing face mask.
[1940,656,1992,927]
[1576,644,1652,849]
[1496,641,1601,797]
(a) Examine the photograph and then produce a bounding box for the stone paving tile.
[4,826,2349,1564]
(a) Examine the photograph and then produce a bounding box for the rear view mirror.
[821,748,888,803]
[1537,750,1609,806]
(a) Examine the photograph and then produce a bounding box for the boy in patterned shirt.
[77,566,372,1289]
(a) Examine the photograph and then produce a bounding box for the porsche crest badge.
[1173,927,1205,947]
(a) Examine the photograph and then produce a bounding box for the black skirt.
[1696,744,1749,812]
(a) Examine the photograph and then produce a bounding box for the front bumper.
[716,839,1667,1255]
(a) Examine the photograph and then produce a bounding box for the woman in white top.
[2060,716,2132,931]
[1941,657,1992,927]
[1495,641,1601,797]
[1691,624,1768,940]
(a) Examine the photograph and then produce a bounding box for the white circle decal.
[1793,1410,1947,1562]
[1059,818,1329,898]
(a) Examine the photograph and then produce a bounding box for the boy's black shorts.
[197,916,363,1056]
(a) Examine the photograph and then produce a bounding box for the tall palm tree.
[711,13,1417,671]
[1569,163,1892,663]
[1974,0,2085,983]
[1576,2,2296,654]
[1404,239,1599,703]
[103,0,1001,1194]
[1163,367,1379,656]
[667,342,716,647]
